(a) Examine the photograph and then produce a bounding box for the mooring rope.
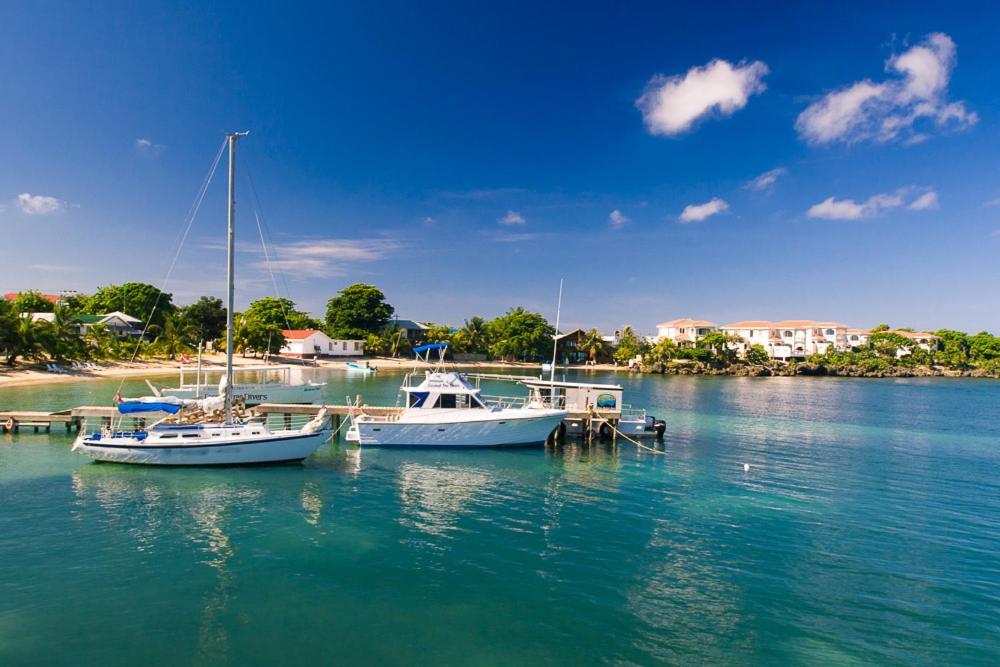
[590,408,666,455]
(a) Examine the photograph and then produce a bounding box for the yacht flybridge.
[73,132,331,465]
[344,343,567,447]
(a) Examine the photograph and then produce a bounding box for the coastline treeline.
[2,284,998,377]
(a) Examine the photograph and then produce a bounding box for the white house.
[280,329,365,358]
[655,318,717,346]
[846,328,871,348]
[721,320,849,360]
[886,330,940,357]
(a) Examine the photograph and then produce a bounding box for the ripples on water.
[1,371,998,664]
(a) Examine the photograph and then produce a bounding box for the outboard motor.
[651,417,666,438]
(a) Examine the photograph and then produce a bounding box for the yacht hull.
[349,412,565,447]
[72,431,329,466]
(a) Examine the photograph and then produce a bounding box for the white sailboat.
[73,132,331,465]
[344,343,567,447]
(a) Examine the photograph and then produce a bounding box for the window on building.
[328,342,332,350]
[825,329,834,336]
[783,331,792,337]
[679,328,685,334]
[354,341,361,351]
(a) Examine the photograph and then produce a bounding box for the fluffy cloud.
[796,33,977,144]
[806,189,941,220]
[498,210,526,225]
[908,191,939,210]
[746,167,787,191]
[637,59,768,136]
[16,193,65,215]
[609,209,629,227]
[679,198,729,223]
[257,238,397,277]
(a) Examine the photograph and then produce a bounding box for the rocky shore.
[639,361,999,379]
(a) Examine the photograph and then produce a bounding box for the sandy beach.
[0,354,626,389]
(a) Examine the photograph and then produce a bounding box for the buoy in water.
[743,463,750,472]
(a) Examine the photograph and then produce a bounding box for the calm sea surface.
[1,369,998,665]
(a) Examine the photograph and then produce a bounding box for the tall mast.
[224,131,249,424]
[549,278,563,385]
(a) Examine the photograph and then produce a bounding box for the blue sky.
[2,1,998,333]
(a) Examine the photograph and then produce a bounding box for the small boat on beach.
[344,343,567,447]
[73,132,331,466]
[345,361,377,374]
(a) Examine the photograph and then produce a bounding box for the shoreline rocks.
[637,361,997,379]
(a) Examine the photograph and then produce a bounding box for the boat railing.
[479,394,566,410]
[619,404,648,421]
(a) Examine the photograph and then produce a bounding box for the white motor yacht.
[344,343,566,447]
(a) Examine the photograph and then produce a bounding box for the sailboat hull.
[72,429,329,466]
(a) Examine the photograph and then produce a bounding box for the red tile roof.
[4,292,60,303]
[282,329,323,340]
[656,318,717,328]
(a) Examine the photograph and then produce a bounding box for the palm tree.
[579,328,607,364]
[460,316,487,354]
[153,313,195,360]
[6,316,43,366]
[38,307,84,361]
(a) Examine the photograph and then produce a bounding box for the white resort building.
[280,329,365,358]
[655,319,718,346]
[719,320,849,360]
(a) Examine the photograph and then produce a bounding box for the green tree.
[644,338,678,365]
[85,283,175,330]
[578,328,608,363]
[12,290,55,314]
[324,284,394,339]
[698,331,740,364]
[613,326,650,363]
[179,296,227,344]
[4,316,42,366]
[231,312,285,357]
[869,331,912,358]
[745,344,770,365]
[36,308,84,361]
[388,327,411,358]
[485,308,554,361]
[455,316,488,355]
[153,313,196,360]
[871,323,890,332]
[365,332,388,356]
[244,297,317,331]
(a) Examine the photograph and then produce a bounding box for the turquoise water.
[1,370,999,665]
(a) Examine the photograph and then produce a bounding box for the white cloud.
[609,209,629,227]
[808,188,939,219]
[498,210,526,225]
[494,232,538,243]
[807,192,904,220]
[637,59,768,136]
[796,33,977,144]
[746,167,787,191]
[256,238,397,278]
[679,198,729,223]
[16,192,65,215]
[908,191,939,210]
[135,137,166,155]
